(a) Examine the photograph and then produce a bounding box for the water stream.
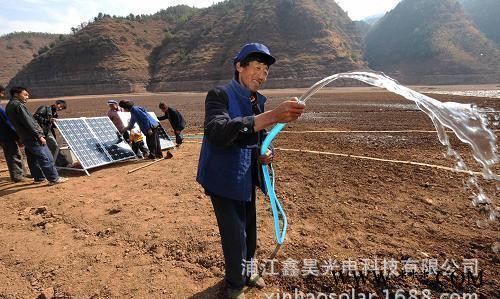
[298,71,499,220]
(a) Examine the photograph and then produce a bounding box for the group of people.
[0,86,68,185]
[2,42,305,299]
[107,99,185,159]
[0,85,186,183]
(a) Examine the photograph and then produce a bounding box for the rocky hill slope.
[0,32,60,85]
[364,0,500,84]
[7,6,197,97]
[8,0,365,96]
[148,0,365,91]
[461,0,500,46]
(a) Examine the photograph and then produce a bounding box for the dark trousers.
[24,140,59,182]
[210,190,257,289]
[122,131,130,143]
[174,131,183,145]
[132,140,149,158]
[1,139,25,181]
[146,127,162,159]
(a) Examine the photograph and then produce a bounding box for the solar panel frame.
[55,117,136,171]
[56,118,112,169]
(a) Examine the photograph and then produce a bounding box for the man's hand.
[259,149,273,165]
[39,136,47,146]
[254,98,305,131]
[271,98,305,123]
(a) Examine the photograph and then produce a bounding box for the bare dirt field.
[0,86,499,298]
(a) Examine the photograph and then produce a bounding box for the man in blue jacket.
[197,43,305,298]
[120,100,173,159]
[0,85,26,182]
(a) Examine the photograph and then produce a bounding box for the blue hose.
[260,123,287,244]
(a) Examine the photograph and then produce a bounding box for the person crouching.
[119,100,172,160]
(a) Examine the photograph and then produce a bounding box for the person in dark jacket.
[158,102,185,146]
[120,100,172,159]
[0,85,26,182]
[33,100,71,167]
[5,87,67,185]
[196,43,305,299]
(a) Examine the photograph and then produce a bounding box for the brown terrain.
[364,0,500,84]
[148,0,365,91]
[7,18,172,98]
[0,33,60,85]
[7,0,365,97]
[0,86,499,298]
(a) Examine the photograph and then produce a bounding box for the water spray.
[260,71,499,252]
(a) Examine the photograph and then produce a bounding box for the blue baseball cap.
[233,43,276,66]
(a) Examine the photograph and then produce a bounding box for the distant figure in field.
[158,102,186,146]
[119,100,172,160]
[33,100,71,167]
[0,84,26,182]
[6,87,67,185]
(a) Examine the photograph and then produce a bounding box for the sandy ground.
[0,87,499,299]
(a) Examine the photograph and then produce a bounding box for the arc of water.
[260,71,499,245]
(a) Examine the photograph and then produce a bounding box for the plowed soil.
[0,87,499,298]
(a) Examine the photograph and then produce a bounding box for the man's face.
[16,90,30,103]
[56,104,66,111]
[0,91,4,98]
[109,104,118,111]
[236,60,269,92]
[160,106,167,112]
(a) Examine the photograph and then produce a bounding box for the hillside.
[362,13,384,26]
[8,0,365,96]
[7,6,197,97]
[354,20,371,40]
[0,32,60,85]
[461,0,500,46]
[149,0,365,91]
[364,0,500,82]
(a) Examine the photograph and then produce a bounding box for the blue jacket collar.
[230,79,253,99]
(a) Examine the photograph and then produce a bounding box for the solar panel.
[86,117,136,162]
[55,117,136,171]
[154,116,176,150]
[118,111,175,150]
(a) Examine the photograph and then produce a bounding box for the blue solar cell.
[56,117,136,170]
[85,118,136,161]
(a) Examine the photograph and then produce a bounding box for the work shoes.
[247,274,266,289]
[48,177,68,186]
